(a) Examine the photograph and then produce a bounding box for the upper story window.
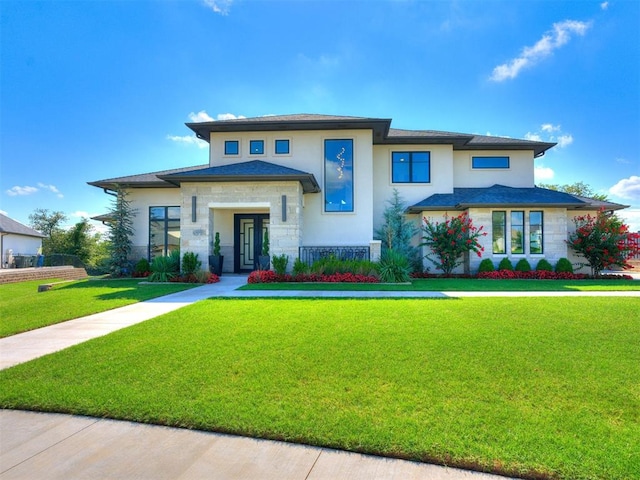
[224,140,239,155]
[275,139,290,155]
[472,156,510,169]
[249,140,264,155]
[392,151,430,183]
[324,139,354,212]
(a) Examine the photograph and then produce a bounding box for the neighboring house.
[89,114,627,274]
[0,214,45,268]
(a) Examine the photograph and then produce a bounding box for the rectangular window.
[324,139,354,212]
[492,211,506,254]
[472,156,510,169]
[249,140,264,155]
[529,211,544,254]
[149,206,180,260]
[224,140,239,155]
[392,151,430,183]
[511,211,524,254]
[275,139,290,155]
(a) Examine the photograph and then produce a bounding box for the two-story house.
[89,114,626,274]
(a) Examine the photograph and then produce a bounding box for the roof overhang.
[158,172,321,194]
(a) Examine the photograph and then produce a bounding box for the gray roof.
[407,185,627,213]
[0,214,45,237]
[186,114,555,157]
[159,160,320,194]
[88,164,210,189]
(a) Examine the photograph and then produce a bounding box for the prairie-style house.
[89,114,626,274]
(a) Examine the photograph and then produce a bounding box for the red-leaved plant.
[567,209,640,276]
[420,212,486,275]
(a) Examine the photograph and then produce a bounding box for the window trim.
[249,139,265,155]
[391,151,431,184]
[274,139,290,155]
[472,156,510,169]
[224,140,240,156]
[529,210,544,255]
[510,211,524,254]
[492,211,506,254]
[324,138,354,213]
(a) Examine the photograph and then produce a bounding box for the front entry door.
[234,214,269,273]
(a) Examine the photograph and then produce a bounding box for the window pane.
[412,152,430,182]
[275,139,289,154]
[492,211,506,254]
[472,156,510,169]
[324,139,354,212]
[149,220,165,260]
[529,211,543,254]
[225,140,239,155]
[250,140,264,155]
[150,207,165,220]
[511,211,524,254]
[392,152,410,182]
[167,206,180,219]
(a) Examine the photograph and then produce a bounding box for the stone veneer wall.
[179,181,304,272]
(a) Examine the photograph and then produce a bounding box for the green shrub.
[182,252,201,276]
[310,256,378,276]
[272,254,289,275]
[555,257,574,274]
[535,259,553,271]
[515,258,531,272]
[376,250,411,283]
[478,258,495,273]
[292,258,308,276]
[149,254,180,282]
[134,258,150,274]
[498,257,514,271]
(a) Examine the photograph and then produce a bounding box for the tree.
[538,181,609,202]
[107,187,136,276]
[420,212,486,275]
[28,209,68,255]
[567,209,640,276]
[374,189,421,270]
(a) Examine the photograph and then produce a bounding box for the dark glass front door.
[234,214,269,272]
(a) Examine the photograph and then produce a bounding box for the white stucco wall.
[208,129,375,246]
[2,235,42,257]
[453,150,535,188]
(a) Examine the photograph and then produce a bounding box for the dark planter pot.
[209,255,224,276]
[258,255,270,270]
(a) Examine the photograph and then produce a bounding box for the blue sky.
[2,0,639,233]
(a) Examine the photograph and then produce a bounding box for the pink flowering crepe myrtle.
[420,211,487,275]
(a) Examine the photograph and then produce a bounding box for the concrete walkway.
[2,274,638,479]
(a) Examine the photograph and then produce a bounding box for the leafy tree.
[107,187,136,276]
[567,209,640,276]
[375,189,421,270]
[28,209,68,255]
[538,181,609,202]
[420,212,486,275]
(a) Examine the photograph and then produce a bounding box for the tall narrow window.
[529,211,544,254]
[149,206,180,260]
[392,151,430,183]
[511,211,524,254]
[492,211,506,254]
[324,139,354,212]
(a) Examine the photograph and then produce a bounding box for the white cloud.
[524,132,543,142]
[534,165,555,181]
[541,123,561,133]
[609,176,640,201]
[556,134,574,148]
[617,208,640,233]
[188,110,214,122]
[600,2,609,10]
[37,182,64,198]
[166,134,208,149]
[490,20,592,82]
[216,113,246,120]
[6,185,38,196]
[202,0,232,15]
[616,157,631,165]
[70,211,92,219]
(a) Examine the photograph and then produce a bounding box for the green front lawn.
[0,278,196,338]
[241,277,640,291]
[1,297,638,479]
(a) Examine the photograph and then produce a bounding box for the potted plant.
[258,229,270,270]
[209,232,224,276]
